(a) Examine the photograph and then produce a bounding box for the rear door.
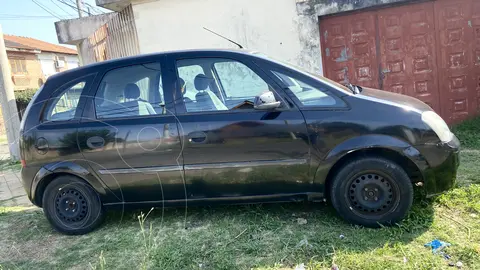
[77,58,184,203]
[165,52,312,200]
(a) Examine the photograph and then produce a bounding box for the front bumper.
[419,135,460,197]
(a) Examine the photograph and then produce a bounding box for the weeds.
[452,117,480,149]
[89,251,106,270]
[1,127,480,269]
[138,207,156,270]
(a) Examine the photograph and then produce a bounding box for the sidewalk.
[0,143,31,207]
[0,169,31,206]
[0,143,11,161]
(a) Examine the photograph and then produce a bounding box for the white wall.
[132,0,322,74]
[65,55,80,69]
[37,52,56,78]
[37,52,80,78]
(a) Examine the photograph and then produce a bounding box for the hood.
[357,87,432,112]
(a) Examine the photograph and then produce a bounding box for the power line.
[0,17,58,20]
[57,0,91,16]
[31,0,63,20]
[0,14,57,18]
[84,2,105,14]
[50,0,75,17]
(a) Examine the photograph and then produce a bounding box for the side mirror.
[254,91,281,110]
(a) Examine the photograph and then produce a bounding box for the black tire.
[42,175,105,235]
[330,157,413,227]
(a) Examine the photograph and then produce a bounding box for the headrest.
[178,78,186,93]
[124,83,140,99]
[194,74,212,91]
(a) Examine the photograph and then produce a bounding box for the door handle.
[188,131,207,144]
[86,136,105,149]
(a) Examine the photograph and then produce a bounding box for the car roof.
[47,49,261,80]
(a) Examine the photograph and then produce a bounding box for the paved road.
[0,143,11,161]
[0,141,32,207]
[0,169,31,207]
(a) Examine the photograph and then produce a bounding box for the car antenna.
[203,27,244,49]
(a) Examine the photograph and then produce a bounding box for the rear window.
[19,85,42,131]
[45,81,88,121]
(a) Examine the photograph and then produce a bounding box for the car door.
[77,58,184,203]
[166,53,312,200]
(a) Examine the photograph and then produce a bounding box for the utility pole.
[76,0,83,18]
[0,25,20,160]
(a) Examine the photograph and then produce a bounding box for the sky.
[0,0,109,46]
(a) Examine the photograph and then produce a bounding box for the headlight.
[421,111,453,142]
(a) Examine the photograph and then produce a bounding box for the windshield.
[252,52,352,95]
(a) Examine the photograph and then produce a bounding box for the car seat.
[192,74,227,112]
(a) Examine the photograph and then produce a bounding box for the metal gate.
[320,0,479,123]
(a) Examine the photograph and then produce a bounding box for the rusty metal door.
[435,0,477,123]
[319,0,480,124]
[377,2,441,113]
[319,12,380,88]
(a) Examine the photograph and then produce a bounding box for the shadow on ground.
[1,193,436,269]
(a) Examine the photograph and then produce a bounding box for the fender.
[313,134,429,187]
[31,161,119,205]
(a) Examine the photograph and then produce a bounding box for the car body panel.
[164,52,312,199]
[19,49,459,209]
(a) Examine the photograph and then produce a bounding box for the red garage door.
[435,0,480,122]
[320,0,479,123]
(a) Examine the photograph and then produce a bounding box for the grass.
[0,158,21,172]
[0,124,479,269]
[452,117,480,149]
[0,135,7,145]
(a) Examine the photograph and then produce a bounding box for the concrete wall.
[55,13,117,45]
[132,0,323,74]
[296,0,415,17]
[6,51,44,90]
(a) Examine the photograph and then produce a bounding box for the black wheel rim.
[55,188,88,224]
[346,172,400,217]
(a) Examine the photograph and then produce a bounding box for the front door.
[78,60,184,203]
[166,54,311,200]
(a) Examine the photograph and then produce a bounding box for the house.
[54,0,480,124]
[4,35,79,90]
[0,35,79,136]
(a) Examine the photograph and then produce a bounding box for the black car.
[20,49,459,235]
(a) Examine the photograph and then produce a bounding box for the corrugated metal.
[80,5,139,65]
[319,0,479,124]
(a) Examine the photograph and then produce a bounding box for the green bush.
[452,116,480,149]
[15,88,38,105]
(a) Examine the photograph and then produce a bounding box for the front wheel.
[42,176,105,235]
[330,157,413,227]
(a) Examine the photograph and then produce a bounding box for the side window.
[135,77,150,101]
[176,58,272,113]
[272,71,344,108]
[46,81,86,121]
[95,63,165,119]
[178,65,206,102]
[214,61,268,99]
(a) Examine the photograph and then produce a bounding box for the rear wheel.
[330,157,413,227]
[42,175,105,235]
